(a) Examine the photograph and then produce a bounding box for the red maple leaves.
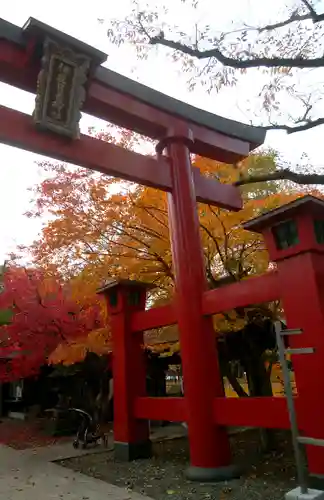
[0,266,101,382]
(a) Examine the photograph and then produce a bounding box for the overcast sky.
[1,0,324,263]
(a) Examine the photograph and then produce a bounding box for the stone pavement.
[0,442,153,500]
[0,423,189,499]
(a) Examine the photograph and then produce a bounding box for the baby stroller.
[69,408,105,449]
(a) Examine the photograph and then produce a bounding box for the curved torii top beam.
[0,17,266,211]
[0,17,266,160]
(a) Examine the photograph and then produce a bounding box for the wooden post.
[97,279,152,461]
[157,128,238,482]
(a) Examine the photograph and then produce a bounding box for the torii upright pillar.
[157,128,239,481]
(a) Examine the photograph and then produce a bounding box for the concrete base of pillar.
[285,487,324,499]
[114,440,152,461]
[185,464,241,482]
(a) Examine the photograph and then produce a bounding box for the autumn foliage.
[21,133,313,366]
[0,266,103,381]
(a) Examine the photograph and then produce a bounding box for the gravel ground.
[60,430,297,500]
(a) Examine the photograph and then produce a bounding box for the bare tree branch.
[200,222,227,271]
[264,117,324,133]
[149,34,324,68]
[234,168,324,187]
[301,0,324,21]
[258,1,324,31]
[147,1,324,69]
[258,13,312,32]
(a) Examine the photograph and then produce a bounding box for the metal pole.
[275,322,309,494]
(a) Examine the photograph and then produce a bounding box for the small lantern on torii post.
[244,195,324,485]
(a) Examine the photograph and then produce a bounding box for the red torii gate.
[99,195,324,489]
[0,17,268,481]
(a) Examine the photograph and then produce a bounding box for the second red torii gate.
[100,195,324,489]
[0,17,265,481]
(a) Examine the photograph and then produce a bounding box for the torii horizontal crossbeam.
[0,105,242,210]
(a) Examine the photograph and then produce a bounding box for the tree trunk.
[225,365,248,397]
[245,357,276,452]
[219,355,248,397]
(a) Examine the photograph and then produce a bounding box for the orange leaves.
[49,327,112,365]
